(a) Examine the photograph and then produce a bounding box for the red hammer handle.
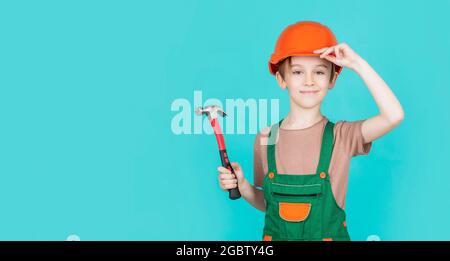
[211,118,241,200]
[219,149,241,200]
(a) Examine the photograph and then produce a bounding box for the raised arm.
[315,43,404,143]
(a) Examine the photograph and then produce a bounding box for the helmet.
[268,21,342,77]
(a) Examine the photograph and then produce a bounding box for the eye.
[316,71,325,75]
[292,70,303,75]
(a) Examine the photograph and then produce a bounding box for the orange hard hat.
[268,21,343,77]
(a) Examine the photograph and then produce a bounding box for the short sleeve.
[334,120,372,157]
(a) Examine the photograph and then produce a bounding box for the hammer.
[195,105,241,200]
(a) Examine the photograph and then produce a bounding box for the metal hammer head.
[195,105,227,120]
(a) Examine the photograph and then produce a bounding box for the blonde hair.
[277,57,336,83]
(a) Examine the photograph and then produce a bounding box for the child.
[217,21,404,241]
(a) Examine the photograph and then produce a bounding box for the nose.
[305,72,314,86]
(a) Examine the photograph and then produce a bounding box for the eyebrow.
[291,63,329,69]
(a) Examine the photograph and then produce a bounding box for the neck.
[282,102,324,130]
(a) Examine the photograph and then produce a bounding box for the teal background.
[1,0,449,240]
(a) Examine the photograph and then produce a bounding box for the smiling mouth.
[299,90,320,94]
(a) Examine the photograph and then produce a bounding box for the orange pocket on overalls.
[279,202,311,222]
[270,183,323,239]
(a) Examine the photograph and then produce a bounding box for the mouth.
[299,90,320,94]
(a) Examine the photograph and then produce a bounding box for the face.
[276,56,336,109]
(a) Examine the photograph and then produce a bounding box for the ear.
[329,72,338,89]
[275,71,288,90]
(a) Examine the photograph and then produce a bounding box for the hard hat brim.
[268,53,343,77]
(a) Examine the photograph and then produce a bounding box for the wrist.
[352,57,369,74]
[238,178,252,192]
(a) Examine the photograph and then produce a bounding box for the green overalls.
[262,119,350,241]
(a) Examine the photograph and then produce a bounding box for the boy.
[217,21,404,241]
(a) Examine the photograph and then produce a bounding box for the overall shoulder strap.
[316,121,335,174]
[267,119,284,174]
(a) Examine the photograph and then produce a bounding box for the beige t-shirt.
[253,117,372,209]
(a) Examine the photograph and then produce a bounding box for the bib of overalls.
[262,119,350,241]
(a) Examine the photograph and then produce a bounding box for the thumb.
[230,162,245,182]
[231,162,241,171]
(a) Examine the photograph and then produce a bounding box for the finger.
[320,47,335,59]
[219,173,236,180]
[217,166,231,174]
[221,179,238,185]
[224,184,237,190]
[313,47,328,54]
[322,55,338,65]
[335,46,343,60]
